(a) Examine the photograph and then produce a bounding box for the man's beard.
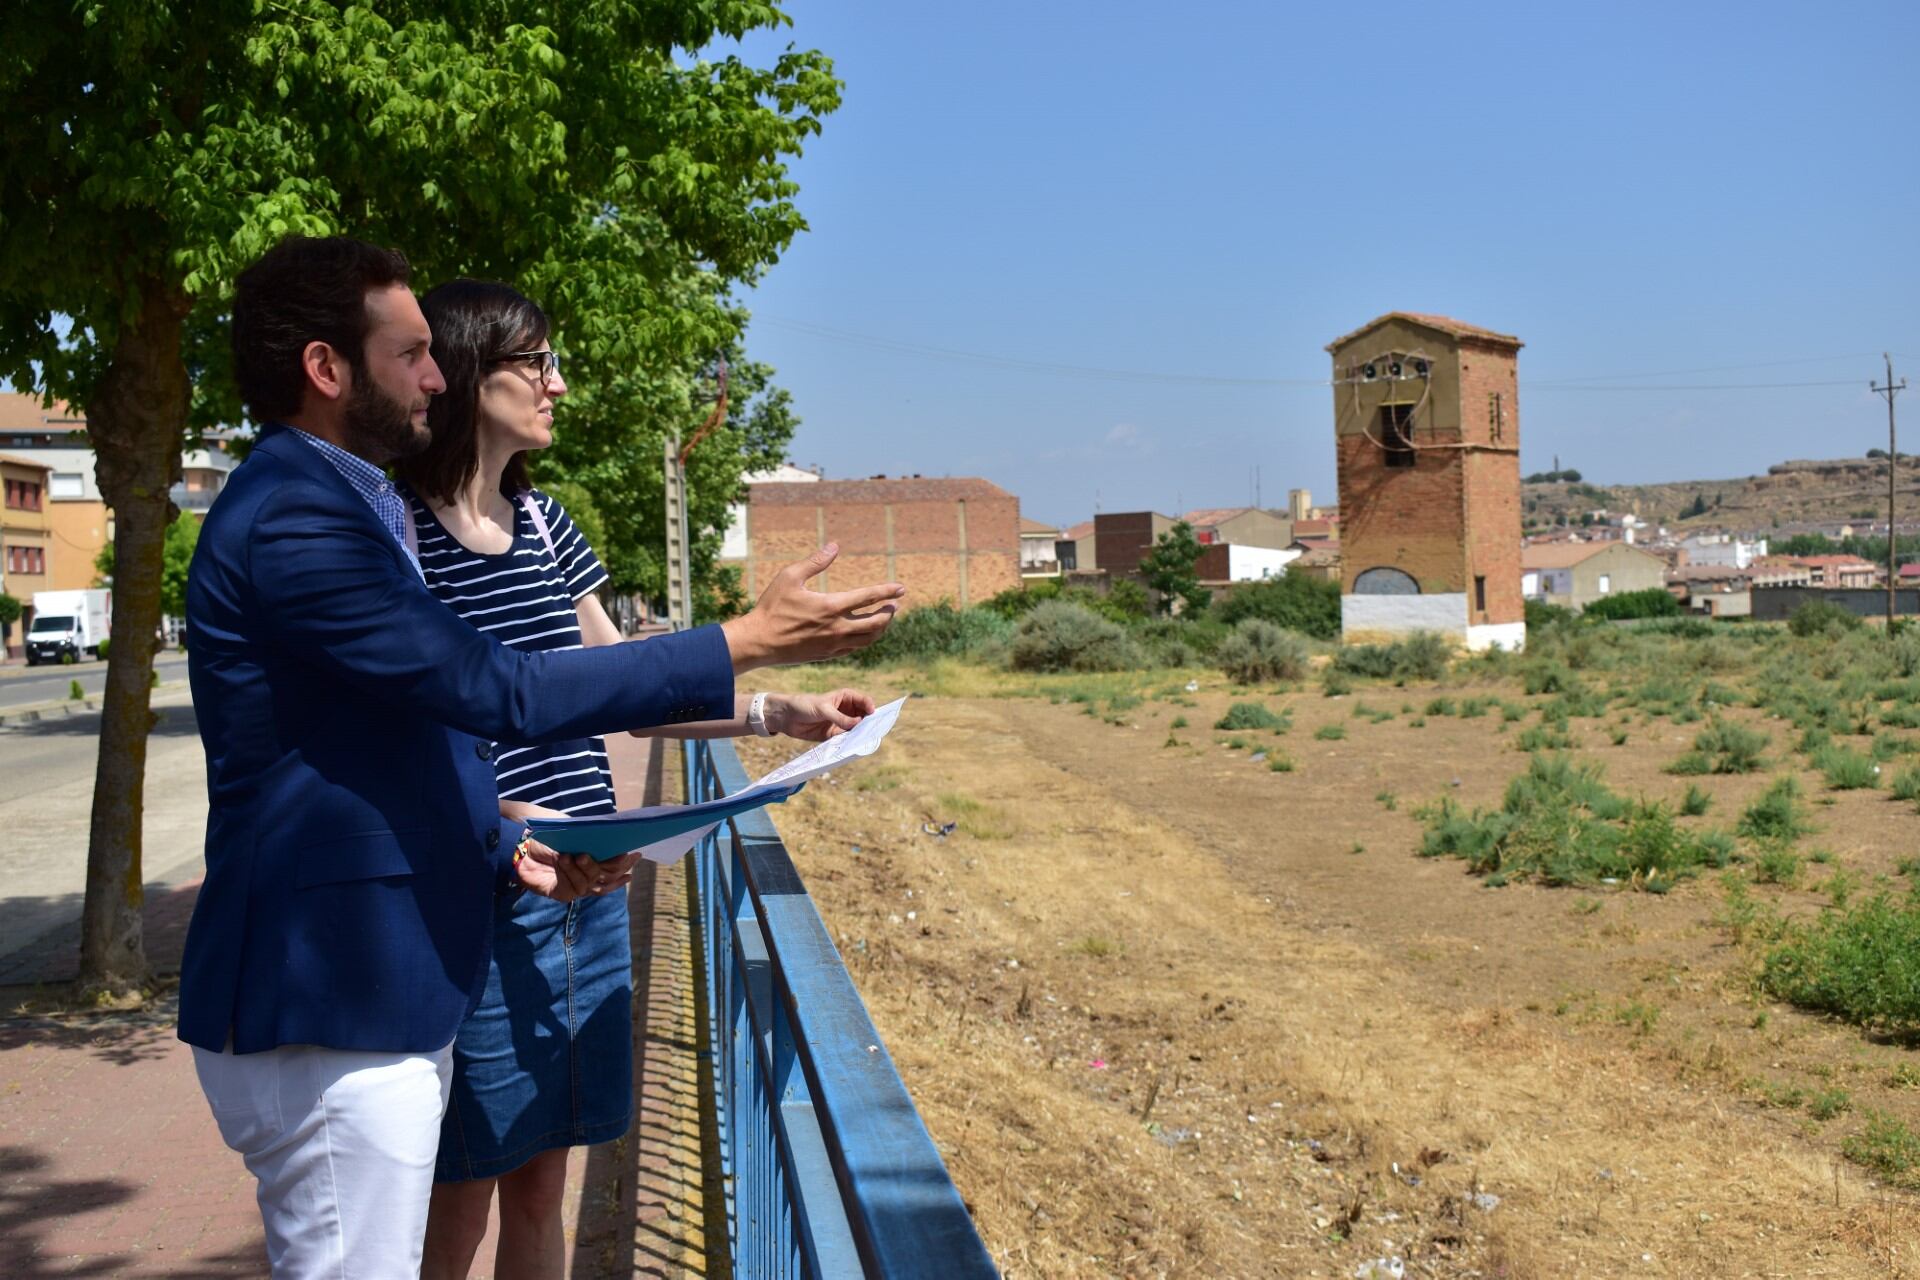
[343,376,430,463]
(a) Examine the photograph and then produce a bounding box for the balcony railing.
[685,738,999,1278]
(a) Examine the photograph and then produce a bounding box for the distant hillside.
[1521,455,1920,532]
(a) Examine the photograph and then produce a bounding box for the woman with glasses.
[398,281,873,1279]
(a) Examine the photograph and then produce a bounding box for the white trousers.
[193,1042,454,1279]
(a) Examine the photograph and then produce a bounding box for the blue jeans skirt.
[435,887,633,1182]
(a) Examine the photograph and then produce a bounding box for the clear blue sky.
[729,1,1920,526]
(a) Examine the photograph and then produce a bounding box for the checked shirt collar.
[282,426,423,579]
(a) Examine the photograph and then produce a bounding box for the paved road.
[0,650,190,710]
[0,686,207,983]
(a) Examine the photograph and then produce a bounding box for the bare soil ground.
[738,665,1920,1278]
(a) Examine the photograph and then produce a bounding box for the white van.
[27,589,111,665]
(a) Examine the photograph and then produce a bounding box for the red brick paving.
[0,734,710,1277]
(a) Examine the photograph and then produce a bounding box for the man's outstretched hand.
[721,544,903,672]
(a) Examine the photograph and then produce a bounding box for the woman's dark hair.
[398,280,549,504]
[231,236,411,423]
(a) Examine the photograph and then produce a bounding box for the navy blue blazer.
[178,425,733,1054]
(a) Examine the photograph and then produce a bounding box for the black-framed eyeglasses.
[496,349,562,384]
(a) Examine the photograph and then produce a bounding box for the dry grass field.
[740,623,1920,1278]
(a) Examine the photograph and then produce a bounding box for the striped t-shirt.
[406,487,618,817]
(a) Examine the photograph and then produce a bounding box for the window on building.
[1475,575,1487,613]
[1488,392,1505,444]
[3,478,43,511]
[1598,573,1612,595]
[1379,404,1415,468]
[6,545,46,574]
[49,473,83,499]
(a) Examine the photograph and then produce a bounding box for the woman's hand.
[513,839,641,902]
[766,688,877,742]
[503,802,639,901]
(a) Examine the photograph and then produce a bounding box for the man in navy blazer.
[180,236,901,1275]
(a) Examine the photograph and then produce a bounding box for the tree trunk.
[78,280,189,995]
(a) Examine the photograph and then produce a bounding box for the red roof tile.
[1325,312,1523,352]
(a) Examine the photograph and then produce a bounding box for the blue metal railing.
[685,738,1000,1279]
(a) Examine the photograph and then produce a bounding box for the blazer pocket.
[294,828,430,888]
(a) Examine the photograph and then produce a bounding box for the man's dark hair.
[231,236,412,423]
[397,280,549,504]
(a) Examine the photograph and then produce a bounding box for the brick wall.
[1456,341,1524,624]
[724,477,1020,609]
[1335,434,1468,594]
[1092,512,1174,582]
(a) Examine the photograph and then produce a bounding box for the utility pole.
[1875,354,1907,630]
[663,359,729,633]
[663,436,693,631]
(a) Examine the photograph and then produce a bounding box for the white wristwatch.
[747,691,773,736]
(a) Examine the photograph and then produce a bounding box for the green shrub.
[1423,696,1457,717]
[1214,702,1288,732]
[982,581,1059,619]
[1892,766,1920,804]
[1843,1112,1920,1189]
[1873,731,1918,761]
[1582,588,1683,622]
[1332,644,1397,679]
[1813,744,1880,790]
[1668,717,1768,775]
[1739,776,1813,843]
[1524,599,1576,633]
[95,637,110,660]
[1680,784,1713,816]
[1790,599,1863,638]
[1321,669,1353,697]
[850,602,1012,667]
[1762,894,1920,1034]
[1210,573,1341,640]
[1009,601,1142,673]
[1267,754,1295,772]
[1390,631,1453,681]
[1522,661,1579,696]
[1516,723,1575,752]
[1216,618,1310,685]
[1753,842,1802,886]
[1415,756,1720,890]
[68,679,83,701]
[1313,723,1347,741]
[1331,631,1451,683]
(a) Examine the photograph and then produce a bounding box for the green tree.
[1141,520,1211,616]
[0,591,20,655]
[95,514,200,618]
[1,2,837,992]
[536,344,798,608]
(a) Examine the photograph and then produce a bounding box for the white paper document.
[634,696,907,864]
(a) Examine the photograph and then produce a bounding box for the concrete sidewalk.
[0,732,712,1277]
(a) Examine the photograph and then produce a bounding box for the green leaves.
[4,1,837,596]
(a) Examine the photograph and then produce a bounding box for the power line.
[755,316,1328,387]
[753,314,1897,395]
[1530,378,1865,392]
[1529,353,1878,384]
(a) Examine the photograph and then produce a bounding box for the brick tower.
[1326,312,1526,652]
